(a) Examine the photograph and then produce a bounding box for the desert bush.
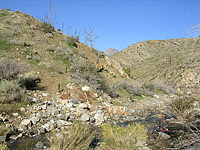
[0,80,24,103]
[47,121,96,150]
[120,80,143,96]
[42,22,55,33]
[144,81,175,94]
[122,67,132,78]
[0,58,24,80]
[172,96,196,114]
[100,122,147,150]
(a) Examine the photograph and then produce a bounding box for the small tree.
[84,26,99,48]
[67,26,82,42]
[39,1,58,27]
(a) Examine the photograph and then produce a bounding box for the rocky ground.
[1,82,199,149]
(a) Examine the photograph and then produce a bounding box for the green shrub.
[100,122,147,150]
[123,67,132,78]
[0,80,24,103]
[0,58,24,80]
[47,121,96,150]
[42,22,55,33]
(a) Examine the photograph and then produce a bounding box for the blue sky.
[1,0,200,51]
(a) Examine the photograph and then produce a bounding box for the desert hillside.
[111,38,200,95]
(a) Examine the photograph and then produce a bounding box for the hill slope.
[111,38,200,94]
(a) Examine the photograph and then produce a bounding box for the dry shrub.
[144,81,175,94]
[47,121,96,150]
[100,122,147,150]
[0,58,24,80]
[0,80,24,103]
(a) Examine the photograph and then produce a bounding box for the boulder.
[80,113,90,122]
[94,113,104,125]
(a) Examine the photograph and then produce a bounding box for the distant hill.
[103,48,119,56]
[111,38,200,94]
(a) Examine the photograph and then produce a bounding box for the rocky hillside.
[103,48,119,56]
[111,38,200,94]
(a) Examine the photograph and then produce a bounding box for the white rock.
[12,113,19,117]
[80,113,90,122]
[42,93,49,97]
[30,117,40,125]
[154,95,160,99]
[75,107,87,114]
[81,85,91,91]
[65,102,74,108]
[158,132,170,139]
[20,119,31,126]
[41,122,54,132]
[94,113,104,125]
[78,103,88,109]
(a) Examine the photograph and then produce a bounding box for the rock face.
[103,48,119,56]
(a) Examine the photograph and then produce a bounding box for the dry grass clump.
[0,58,24,80]
[47,121,96,150]
[100,122,148,150]
[0,80,24,103]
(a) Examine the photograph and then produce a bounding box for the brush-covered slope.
[111,38,200,94]
[0,9,129,95]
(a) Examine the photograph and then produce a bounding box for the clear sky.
[1,0,200,51]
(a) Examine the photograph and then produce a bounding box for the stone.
[20,119,31,126]
[154,95,160,99]
[82,85,91,91]
[47,107,59,115]
[80,113,90,122]
[42,93,49,97]
[41,104,47,110]
[75,107,87,114]
[20,107,26,112]
[94,113,104,125]
[65,102,74,109]
[36,141,44,149]
[12,113,19,117]
[41,122,54,132]
[58,120,72,126]
[30,117,40,125]
[128,109,136,114]
[78,103,88,109]
[158,132,170,140]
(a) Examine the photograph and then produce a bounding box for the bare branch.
[84,25,99,48]
[187,24,200,38]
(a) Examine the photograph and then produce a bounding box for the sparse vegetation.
[0,80,24,103]
[144,81,175,94]
[47,121,96,150]
[0,58,24,80]
[100,122,147,150]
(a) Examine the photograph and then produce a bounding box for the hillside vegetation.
[111,38,200,95]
